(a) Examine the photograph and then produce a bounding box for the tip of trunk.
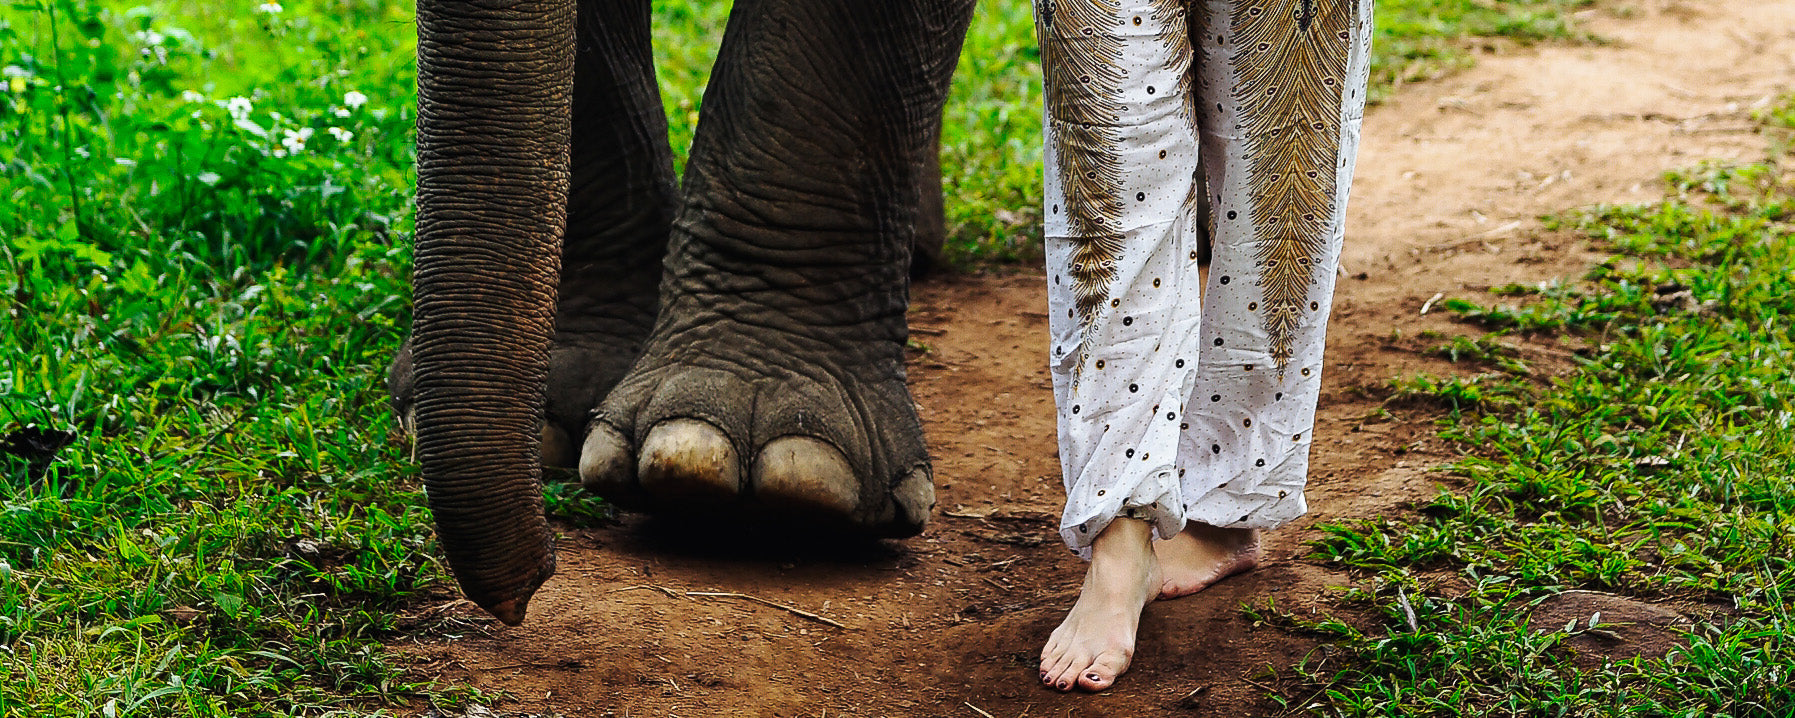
[458,554,552,626]
[436,526,556,627]
[481,593,536,627]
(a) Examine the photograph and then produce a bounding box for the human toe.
[1039,648,1073,688]
[1039,636,1063,669]
[1049,653,1092,692]
[1075,650,1131,691]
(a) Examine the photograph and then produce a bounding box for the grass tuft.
[1272,97,1795,717]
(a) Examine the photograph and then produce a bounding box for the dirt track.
[396,2,1795,715]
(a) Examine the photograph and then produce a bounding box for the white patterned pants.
[1037,0,1374,556]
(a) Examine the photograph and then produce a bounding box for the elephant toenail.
[636,419,741,503]
[754,436,859,521]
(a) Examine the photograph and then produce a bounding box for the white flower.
[342,90,367,110]
[272,148,288,158]
[181,90,204,103]
[280,127,313,153]
[225,96,252,120]
[327,126,354,142]
[332,107,351,118]
[255,2,283,13]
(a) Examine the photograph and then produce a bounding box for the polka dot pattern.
[1039,0,1374,557]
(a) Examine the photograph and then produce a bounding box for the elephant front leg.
[543,0,678,466]
[579,0,976,535]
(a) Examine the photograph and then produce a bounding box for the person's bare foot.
[1153,521,1262,600]
[1039,518,1160,692]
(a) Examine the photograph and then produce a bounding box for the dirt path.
[398,3,1795,715]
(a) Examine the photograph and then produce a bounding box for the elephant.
[389,0,981,625]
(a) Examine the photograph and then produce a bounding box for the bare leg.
[1039,518,1160,692]
[1154,522,1261,599]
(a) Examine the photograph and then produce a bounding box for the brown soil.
[395,2,1795,715]
[1528,590,1694,671]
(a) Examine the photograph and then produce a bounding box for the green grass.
[1369,0,1595,102]
[0,0,1598,713]
[1261,100,1795,716]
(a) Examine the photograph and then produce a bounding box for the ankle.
[1084,519,1159,591]
[1091,517,1155,556]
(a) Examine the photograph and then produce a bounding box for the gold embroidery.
[1039,0,1126,332]
[1230,0,1351,376]
[1149,0,1195,124]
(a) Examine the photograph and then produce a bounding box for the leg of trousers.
[1037,0,1374,557]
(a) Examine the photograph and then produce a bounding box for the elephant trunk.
[411,0,574,625]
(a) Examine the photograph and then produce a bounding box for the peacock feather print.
[1229,0,1352,376]
[1149,0,1195,124]
[1038,0,1128,333]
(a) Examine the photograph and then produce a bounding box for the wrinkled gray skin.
[390,0,978,624]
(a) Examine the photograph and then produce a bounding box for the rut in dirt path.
[396,3,1795,716]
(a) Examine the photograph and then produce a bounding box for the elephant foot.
[578,313,934,536]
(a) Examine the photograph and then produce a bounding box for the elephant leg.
[580,0,976,535]
[543,0,677,465]
[911,121,947,278]
[390,0,674,468]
